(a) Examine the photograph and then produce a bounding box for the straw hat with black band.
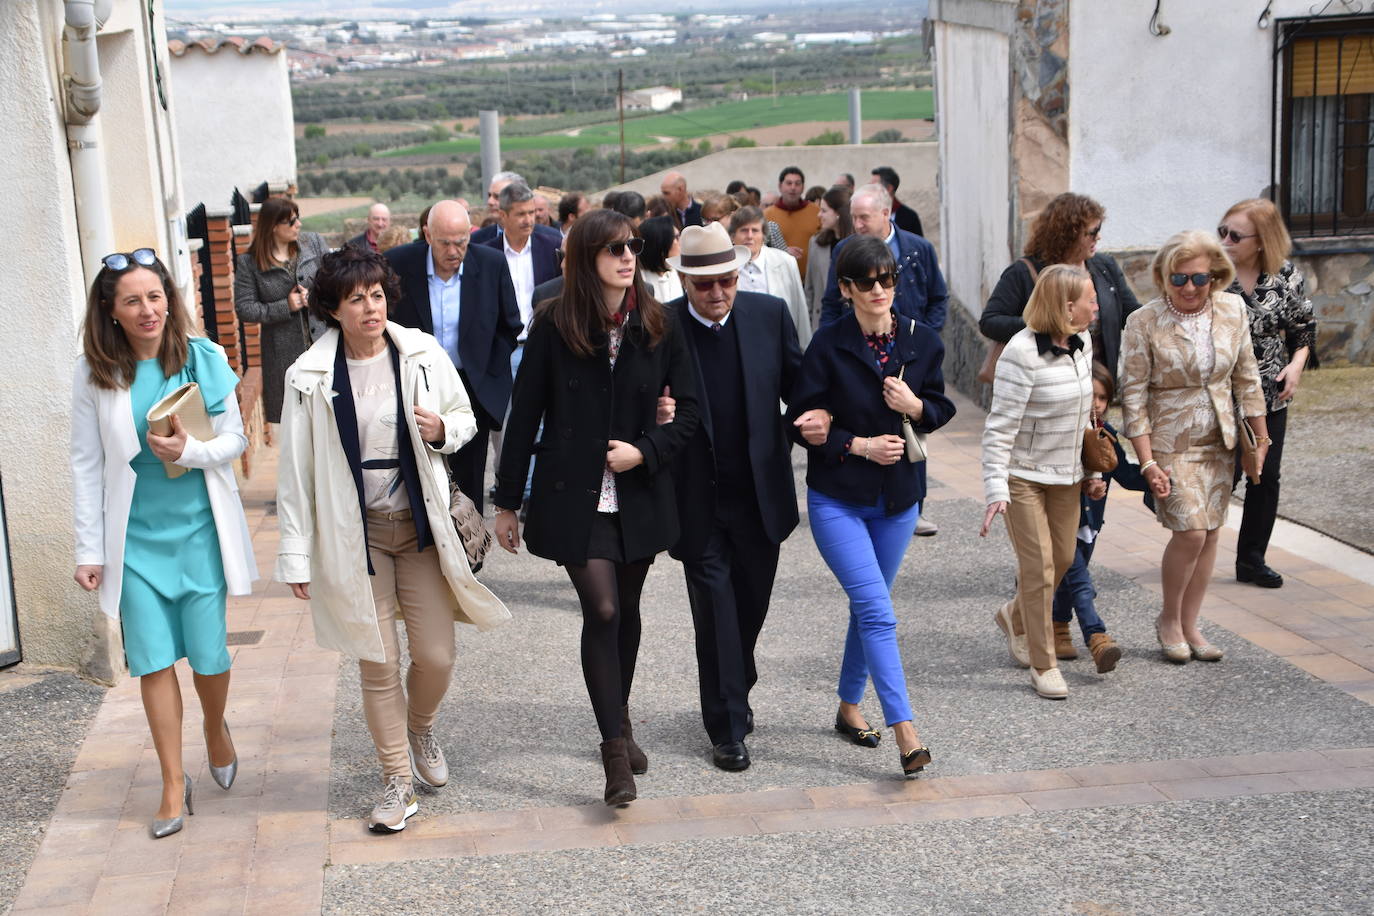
[666,223,752,276]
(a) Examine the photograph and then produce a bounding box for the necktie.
[711,322,722,333]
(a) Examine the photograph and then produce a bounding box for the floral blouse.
[1225,260,1316,412]
[595,321,628,513]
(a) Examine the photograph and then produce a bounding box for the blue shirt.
[884,224,900,263]
[427,250,463,368]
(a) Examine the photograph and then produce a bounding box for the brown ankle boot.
[620,705,648,775]
[1089,632,1122,673]
[1053,622,1078,659]
[599,738,637,807]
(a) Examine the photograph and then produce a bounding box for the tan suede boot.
[1053,621,1078,659]
[1089,632,1122,673]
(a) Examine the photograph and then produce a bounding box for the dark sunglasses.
[689,275,739,292]
[841,272,897,292]
[1217,225,1258,244]
[603,238,645,258]
[1169,272,1212,289]
[1085,224,1103,238]
[101,248,157,272]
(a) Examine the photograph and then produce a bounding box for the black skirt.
[584,511,626,564]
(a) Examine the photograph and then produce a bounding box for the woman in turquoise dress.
[71,249,258,839]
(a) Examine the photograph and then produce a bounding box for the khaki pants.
[1004,477,1081,671]
[358,511,456,780]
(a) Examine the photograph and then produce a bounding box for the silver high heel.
[1155,617,1191,664]
[150,771,194,839]
[206,721,238,791]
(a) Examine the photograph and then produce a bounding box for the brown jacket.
[1119,292,1266,455]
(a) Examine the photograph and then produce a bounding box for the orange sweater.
[764,202,821,276]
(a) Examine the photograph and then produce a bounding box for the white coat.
[70,344,258,621]
[273,322,511,663]
[750,246,812,350]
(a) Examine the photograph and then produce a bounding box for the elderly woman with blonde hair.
[1119,230,1268,664]
[981,264,1101,700]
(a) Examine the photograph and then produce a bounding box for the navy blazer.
[679,199,703,228]
[666,292,802,560]
[786,312,956,514]
[384,240,522,429]
[481,229,561,289]
[471,222,561,248]
[820,230,948,332]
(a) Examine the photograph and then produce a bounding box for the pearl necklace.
[1164,294,1211,321]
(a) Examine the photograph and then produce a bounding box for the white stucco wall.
[0,1,94,672]
[170,48,296,210]
[932,20,1011,316]
[1068,0,1307,248]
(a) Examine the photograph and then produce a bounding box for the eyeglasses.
[840,272,897,292]
[1085,224,1103,238]
[101,248,157,272]
[689,275,739,292]
[1169,272,1212,288]
[603,238,645,258]
[1217,225,1258,244]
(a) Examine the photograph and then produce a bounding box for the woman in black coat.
[980,192,1140,378]
[494,208,700,807]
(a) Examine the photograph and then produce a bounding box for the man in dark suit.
[664,223,828,771]
[348,202,391,252]
[871,166,924,238]
[660,171,703,229]
[820,183,946,536]
[471,171,562,248]
[385,200,522,513]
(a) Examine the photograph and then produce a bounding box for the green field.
[380,89,932,157]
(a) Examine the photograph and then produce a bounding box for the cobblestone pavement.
[7,388,1374,915]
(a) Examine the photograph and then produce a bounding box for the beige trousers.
[1004,477,1081,671]
[358,511,457,780]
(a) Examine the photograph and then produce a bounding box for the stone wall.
[942,292,997,410]
[1009,0,1069,249]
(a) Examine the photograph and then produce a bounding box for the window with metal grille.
[1277,15,1374,237]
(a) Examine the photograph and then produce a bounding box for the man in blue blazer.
[385,200,522,514]
[481,182,562,352]
[820,183,947,332]
[471,171,562,248]
[663,223,828,772]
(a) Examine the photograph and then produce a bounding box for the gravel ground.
[325,464,1374,822]
[323,788,1374,915]
[1269,366,1374,554]
[0,669,105,913]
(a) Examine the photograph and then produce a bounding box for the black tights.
[565,557,653,741]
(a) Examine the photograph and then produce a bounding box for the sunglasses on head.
[1169,272,1212,289]
[1217,225,1257,244]
[840,272,897,292]
[689,274,739,292]
[603,238,645,258]
[101,248,157,272]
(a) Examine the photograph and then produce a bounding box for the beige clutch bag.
[146,383,215,478]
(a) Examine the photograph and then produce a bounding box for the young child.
[1053,362,1151,673]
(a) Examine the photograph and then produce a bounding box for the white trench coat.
[274,322,511,662]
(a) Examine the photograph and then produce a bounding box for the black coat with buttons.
[494,304,701,565]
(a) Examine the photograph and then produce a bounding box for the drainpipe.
[63,0,114,284]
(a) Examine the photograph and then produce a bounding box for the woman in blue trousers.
[786,236,956,776]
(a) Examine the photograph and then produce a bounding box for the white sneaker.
[367,776,418,833]
[1030,667,1069,699]
[408,727,449,787]
[914,516,939,537]
[993,601,1030,668]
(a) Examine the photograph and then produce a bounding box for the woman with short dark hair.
[72,248,257,838]
[276,247,510,834]
[233,196,328,432]
[494,209,700,807]
[786,236,955,776]
[638,216,684,303]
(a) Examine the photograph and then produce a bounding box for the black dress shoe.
[900,746,933,778]
[1237,563,1283,588]
[712,741,750,771]
[834,713,881,748]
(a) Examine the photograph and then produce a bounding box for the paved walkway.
[10,389,1374,914]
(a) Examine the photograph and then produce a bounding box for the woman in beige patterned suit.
[1119,230,1268,664]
